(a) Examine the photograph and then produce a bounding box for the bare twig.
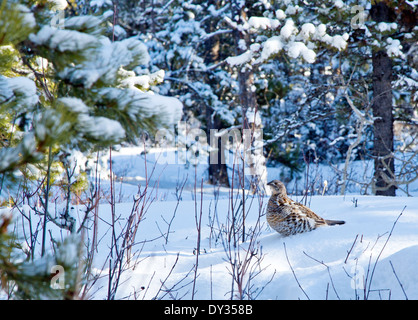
[283,242,310,300]
[389,260,408,300]
[345,234,359,264]
[303,251,340,299]
[365,206,406,299]
[191,173,204,300]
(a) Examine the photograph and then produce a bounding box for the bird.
[266,180,345,236]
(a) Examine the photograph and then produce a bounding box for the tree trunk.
[207,113,230,187]
[372,50,396,196]
[204,0,230,187]
[233,3,267,194]
[371,2,396,196]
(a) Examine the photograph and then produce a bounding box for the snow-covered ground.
[2,145,417,300]
[84,146,418,300]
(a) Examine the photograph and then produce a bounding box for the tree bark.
[233,2,267,194]
[372,50,396,196]
[371,1,396,196]
[204,0,230,187]
[207,113,230,187]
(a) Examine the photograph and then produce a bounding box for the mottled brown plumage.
[266,180,345,236]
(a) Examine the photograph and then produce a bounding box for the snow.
[0,147,20,172]
[285,5,300,15]
[3,144,418,300]
[30,25,151,89]
[405,0,418,6]
[81,148,418,300]
[143,94,184,126]
[331,34,349,50]
[95,88,183,128]
[226,50,252,66]
[121,70,165,90]
[59,95,185,142]
[5,77,39,112]
[257,36,284,63]
[64,16,103,34]
[275,9,286,20]
[90,0,112,8]
[301,48,316,64]
[386,38,404,58]
[29,26,98,52]
[247,17,280,30]
[376,22,397,33]
[58,97,89,114]
[318,32,349,51]
[286,41,316,63]
[315,24,327,38]
[58,96,126,141]
[298,23,316,41]
[55,235,81,266]
[334,0,345,8]
[80,115,126,141]
[226,16,348,66]
[120,37,151,67]
[280,19,297,39]
[17,4,36,29]
[246,109,262,126]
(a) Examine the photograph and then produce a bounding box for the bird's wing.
[272,196,295,216]
[291,200,327,225]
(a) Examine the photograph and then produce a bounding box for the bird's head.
[267,180,287,197]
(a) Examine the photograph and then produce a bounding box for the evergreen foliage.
[111,0,417,192]
[0,0,182,299]
[0,0,182,179]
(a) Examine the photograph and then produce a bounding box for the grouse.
[266,180,345,236]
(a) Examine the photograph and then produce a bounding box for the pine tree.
[221,0,352,192]
[114,0,241,186]
[0,0,182,188]
[319,0,418,195]
[87,0,418,196]
[242,0,418,196]
[0,0,182,299]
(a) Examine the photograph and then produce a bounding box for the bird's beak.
[267,180,274,186]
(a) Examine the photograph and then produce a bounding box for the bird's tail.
[325,219,345,226]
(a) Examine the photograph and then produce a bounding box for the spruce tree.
[0,0,182,183]
[0,0,182,299]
